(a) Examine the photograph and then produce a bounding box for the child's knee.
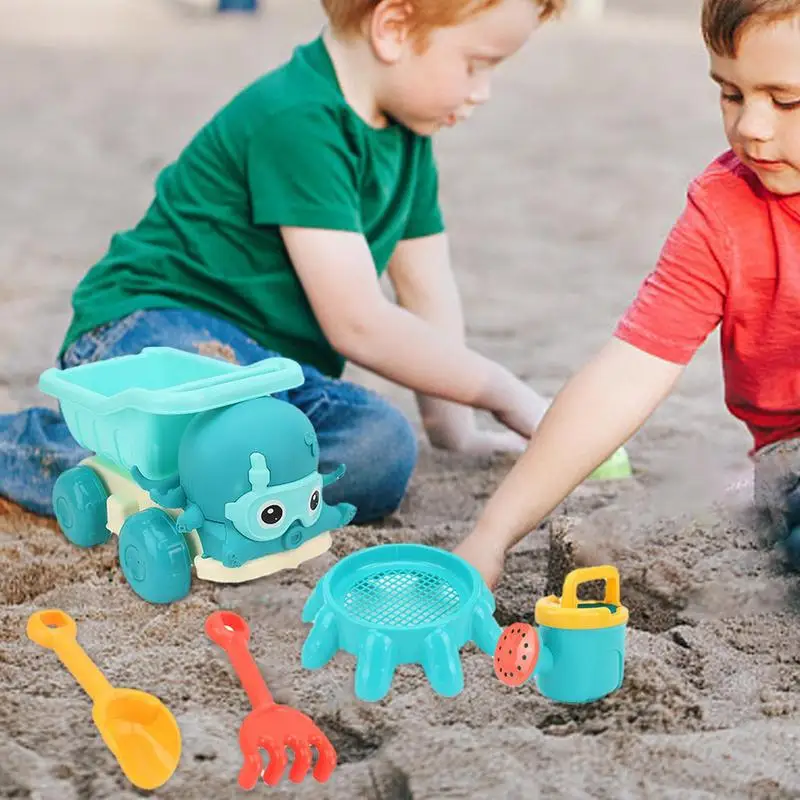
[323,404,418,522]
[373,407,418,499]
[355,408,417,520]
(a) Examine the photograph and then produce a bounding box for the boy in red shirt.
[456,0,800,586]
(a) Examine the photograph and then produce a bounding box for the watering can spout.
[492,622,557,686]
[493,623,539,686]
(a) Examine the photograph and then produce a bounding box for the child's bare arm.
[281,226,544,438]
[387,233,473,449]
[454,337,684,586]
[386,233,548,453]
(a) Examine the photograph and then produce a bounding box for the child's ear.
[367,0,415,64]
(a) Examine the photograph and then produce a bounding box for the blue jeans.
[0,308,418,523]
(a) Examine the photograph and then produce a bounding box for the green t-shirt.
[61,35,444,377]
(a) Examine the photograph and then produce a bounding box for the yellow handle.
[27,610,114,703]
[560,566,621,610]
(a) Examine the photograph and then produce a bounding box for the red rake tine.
[205,611,338,789]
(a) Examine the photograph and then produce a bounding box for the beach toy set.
[26,567,628,791]
[30,348,630,788]
[39,348,355,605]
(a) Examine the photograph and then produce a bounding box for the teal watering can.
[494,566,628,704]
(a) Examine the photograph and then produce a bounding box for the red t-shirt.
[614,150,800,454]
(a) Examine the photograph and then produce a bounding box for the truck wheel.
[119,508,192,604]
[52,465,110,548]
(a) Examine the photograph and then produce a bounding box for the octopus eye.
[309,490,320,513]
[259,502,284,527]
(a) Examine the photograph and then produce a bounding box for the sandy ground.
[2,1,799,798]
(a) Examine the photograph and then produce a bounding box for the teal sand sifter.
[300,543,502,701]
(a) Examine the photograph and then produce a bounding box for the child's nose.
[736,101,775,142]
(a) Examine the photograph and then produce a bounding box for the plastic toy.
[27,610,181,790]
[205,610,337,789]
[588,446,632,480]
[494,566,628,704]
[39,347,356,604]
[301,543,502,702]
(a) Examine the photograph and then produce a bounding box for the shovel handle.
[205,611,274,711]
[27,610,113,702]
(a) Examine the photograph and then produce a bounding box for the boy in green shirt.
[0,0,564,521]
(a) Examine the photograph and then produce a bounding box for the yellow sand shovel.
[27,609,181,791]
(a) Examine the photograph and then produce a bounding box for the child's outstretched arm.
[386,232,548,455]
[282,226,546,440]
[454,337,685,588]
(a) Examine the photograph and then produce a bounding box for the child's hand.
[422,400,529,456]
[489,376,550,441]
[424,370,548,454]
[458,429,528,456]
[453,532,506,590]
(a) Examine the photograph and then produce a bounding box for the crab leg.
[354,630,395,702]
[300,609,340,670]
[301,581,326,624]
[422,629,463,697]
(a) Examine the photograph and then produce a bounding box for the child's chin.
[753,168,800,196]
[399,116,445,137]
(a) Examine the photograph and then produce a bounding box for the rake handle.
[205,611,274,710]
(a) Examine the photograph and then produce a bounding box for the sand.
[2,1,799,797]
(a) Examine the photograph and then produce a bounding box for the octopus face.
[225,453,324,542]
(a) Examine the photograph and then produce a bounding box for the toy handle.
[205,610,251,650]
[27,610,114,702]
[27,609,79,649]
[205,611,274,710]
[560,566,621,610]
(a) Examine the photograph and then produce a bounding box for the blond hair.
[322,0,564,37]
[702,0,800,56]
